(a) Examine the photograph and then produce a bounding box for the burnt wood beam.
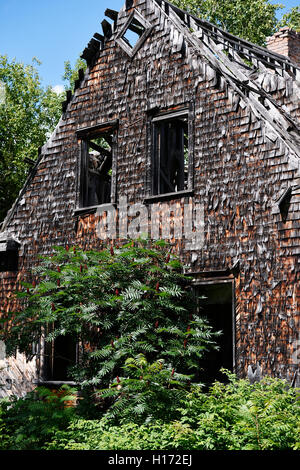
[99,155,112,174]
[128,21,145,36]
[78,68,85,81]
[73,203,116,218]
[158,0,298,73]
[103,134,113,147]
[62,90,73,112]
[101,19,112,39]
[93,32,104,46]
[125,0,133,9]
[74,79,81,90]
[143,189,194,204]
[89,141,111,159]
[81,47,95,64]
[24,157,35,166]
[105,9,118,21]
[87,38,101,52]
[74,68,85,90]
[66,90,72,102]
[76,120,119,138]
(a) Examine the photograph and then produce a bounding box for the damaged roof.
[1,0,300,232]
[73,0,300,168]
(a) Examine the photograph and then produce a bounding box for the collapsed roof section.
[70,0,300,168]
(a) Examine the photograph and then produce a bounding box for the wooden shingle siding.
[0,0,299,395]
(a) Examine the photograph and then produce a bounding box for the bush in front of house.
[177,371,300,450]
[0,242,298,450]
[2,371,297,451]
[47,373,300,450]
[0,386,76,450]
[2,240,220,423]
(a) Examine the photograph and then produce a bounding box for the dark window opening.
[278,187,292,223]
[44,333,77,382]
[81,128,115,208]
[122,17,146,49]
[0,237,20,272]
[0,250,18,272]
[195,281,234,385]
[152,114,189,195]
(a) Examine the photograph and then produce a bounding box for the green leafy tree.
[0,56,63,223]
[2,241,218,421]
[172,0,283,45]
[63,57,87,92]
[278,6,300,31]
[97,353,193,422]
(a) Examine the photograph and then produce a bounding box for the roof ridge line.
[156,0,300,72]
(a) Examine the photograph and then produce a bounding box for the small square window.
[151,111,190,196]
[116,11,152,57]
[122,17,146,49]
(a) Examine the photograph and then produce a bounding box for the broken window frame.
[192,277,236,383]
[149,108,194,199]
[37,326,79,386]
[116,10,153,58]
[76,120,118,211]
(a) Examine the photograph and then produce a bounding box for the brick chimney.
[267,27,300,67]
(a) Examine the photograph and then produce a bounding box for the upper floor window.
[151,109,192,196]
[77,121,118,209]
[116,10,152,58]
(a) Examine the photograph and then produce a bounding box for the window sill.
[143,189,194,204]
[73,203,116,217]
[33,380,77,387]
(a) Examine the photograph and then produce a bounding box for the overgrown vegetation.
[2,241,219,422]
[0,386,76,450]
[1,372,299,450]
[1,242,299,450]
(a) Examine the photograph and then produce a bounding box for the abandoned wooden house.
[0,0,299,397]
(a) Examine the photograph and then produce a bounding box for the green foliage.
[63,57,87,92]
[278,6,300,31]
[0,55,63,222]
[172,0,283,45]
[45,373,299,450]
[1,372,298,450]
[0,386,76,450]
[2,241,218,421]
[46,419,197,450]
[178,370,300,450]
[97,354,193,423]
[0,398,11,450]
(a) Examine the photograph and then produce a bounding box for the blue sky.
[0,0,298,91]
